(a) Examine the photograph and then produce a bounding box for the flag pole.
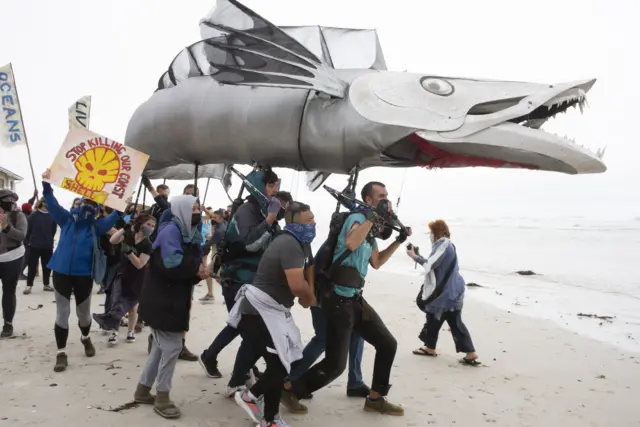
[9,63,38,190]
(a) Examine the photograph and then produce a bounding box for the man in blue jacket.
[41,169,122,373]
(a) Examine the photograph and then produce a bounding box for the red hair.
[428,220,451,240]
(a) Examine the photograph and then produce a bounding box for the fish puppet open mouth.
[125,0,606,189]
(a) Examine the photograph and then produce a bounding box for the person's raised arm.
[123,239,152,270]
[236,204,272,252]
[28,188,38,206]
[95,209,121,235]
[109,228,126,245]
[370,227,407,269]
[40,171,71,227]
[344,213,377,252]
[409,239,448,273]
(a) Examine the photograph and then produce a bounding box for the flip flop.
[412,348,437,357]
[459,357,481,366]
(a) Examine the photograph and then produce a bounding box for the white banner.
[68,95,91,130]
[0,63,26,147]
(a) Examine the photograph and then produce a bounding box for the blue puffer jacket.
[42,182,120,276]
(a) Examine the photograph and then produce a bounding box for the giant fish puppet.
[125,0,606,190]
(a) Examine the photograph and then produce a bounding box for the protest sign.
[47,128,149,211]
[68,95,91,129]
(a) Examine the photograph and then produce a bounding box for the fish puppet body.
[125,0,606,189]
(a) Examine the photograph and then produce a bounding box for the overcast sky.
[2,0,638,223]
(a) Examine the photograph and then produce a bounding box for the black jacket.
[138,226,202,332]
[26,210,57,249]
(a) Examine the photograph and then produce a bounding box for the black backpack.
[313,211,357,301]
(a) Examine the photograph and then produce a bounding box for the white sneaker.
[126,332,136,343]
[107,332,118,346]
[260,415,289,427]
[224,384,245,399]
[234,390,263,423]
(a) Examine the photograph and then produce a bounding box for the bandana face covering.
[284,223,316,244]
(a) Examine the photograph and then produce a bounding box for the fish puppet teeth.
[125,0,606,190]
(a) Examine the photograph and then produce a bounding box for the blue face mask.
[284,223,316,244]
[71,205,96,220]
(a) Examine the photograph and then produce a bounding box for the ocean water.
[315,217,640,353]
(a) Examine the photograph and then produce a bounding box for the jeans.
[140,329,183,392]
[419,310,475,353]
[291,293,397,398]
[26,247,53,287]
[288,306,365,389]
[238,314,287,422]
[203,283,242,363]
[0,257,23,324]
[203,282,258,387]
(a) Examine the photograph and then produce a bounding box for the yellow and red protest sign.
[48,128,149,211]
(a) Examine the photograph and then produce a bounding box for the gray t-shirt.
[252,232,310,308]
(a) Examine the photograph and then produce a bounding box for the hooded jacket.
[221,170,280,285]
[138,195,203,332]
[42,182,120,276]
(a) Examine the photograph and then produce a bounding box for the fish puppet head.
[345,71,604,175]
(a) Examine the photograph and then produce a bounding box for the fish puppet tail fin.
[159,0,347,98]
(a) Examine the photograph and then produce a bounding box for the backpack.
[313,211,358,302]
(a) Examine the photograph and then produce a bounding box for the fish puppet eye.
[420,77,454,96]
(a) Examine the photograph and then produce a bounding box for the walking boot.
[134,383,155,404]
[154,391,181,419]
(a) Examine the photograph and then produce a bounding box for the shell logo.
[73,147,120,192]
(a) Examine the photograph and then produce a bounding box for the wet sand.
[1,271,639,427]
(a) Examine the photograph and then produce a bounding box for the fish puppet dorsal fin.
[158,0,347,98]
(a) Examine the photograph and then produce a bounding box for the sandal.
[459,357,481,366]
[412,347,437,357]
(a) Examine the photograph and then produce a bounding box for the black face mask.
[191,213,201,226]
[0,200,14,212]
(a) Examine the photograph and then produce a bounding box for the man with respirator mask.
[40,169,123,373]
[281,181,407,416]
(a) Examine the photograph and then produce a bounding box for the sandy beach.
[1,270,639,427]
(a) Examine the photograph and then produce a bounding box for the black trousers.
[52,272,94,349]
[238,314,288,422]
[26,246,53,287]
[419,310,475,353]
[0,257,23,324]
[292,293,397,398]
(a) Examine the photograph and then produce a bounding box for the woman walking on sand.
[133,195,207,419]
[93,213,155,345]
[407,219,480,365]
[0,189,28,338]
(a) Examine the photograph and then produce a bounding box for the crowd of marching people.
[0,168,480,427]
